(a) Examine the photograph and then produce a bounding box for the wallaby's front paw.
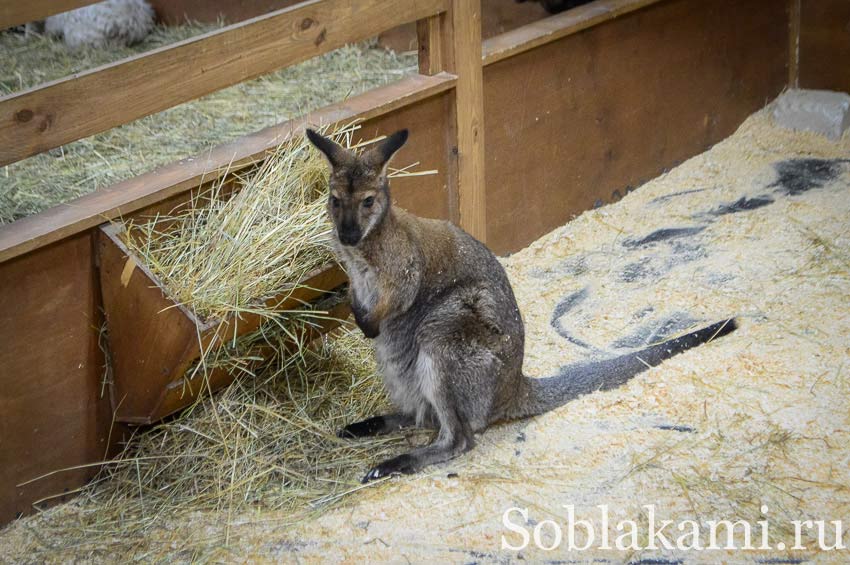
[359,322,380,339]
[351,301,380,338]
[362,454,417,483]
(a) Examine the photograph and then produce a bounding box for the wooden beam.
[0,0,448,167]
[0,0,98,30]
[789,0,801,88]
[482,0,663,66]
[0,72,456,264]
[450,0,487,242]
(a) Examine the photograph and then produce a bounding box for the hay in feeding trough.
[0,24,417,224]
[118,122,433,322]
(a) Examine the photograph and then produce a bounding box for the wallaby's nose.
[339,229,362,246]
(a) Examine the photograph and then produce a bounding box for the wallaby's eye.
[330,196,340,208]
[362,196,375,208]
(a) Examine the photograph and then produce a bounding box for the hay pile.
[120,122,432,324]
[0,26,416,224]
[11,324,422,560]
[119,125,342,322]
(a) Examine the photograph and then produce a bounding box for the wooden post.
[788,0,801,88]
[417,1,486,242]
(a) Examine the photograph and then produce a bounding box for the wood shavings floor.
[2,107,849,563]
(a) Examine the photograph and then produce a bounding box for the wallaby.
[306,128,737,483]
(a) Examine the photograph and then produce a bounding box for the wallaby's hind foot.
[338,413,414,438]
[362,431,474,483]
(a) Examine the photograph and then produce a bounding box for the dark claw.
[361,454,417,483]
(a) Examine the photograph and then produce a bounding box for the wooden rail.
[0,0,98,31]
[0,0,448,167]
[482,0,662,65]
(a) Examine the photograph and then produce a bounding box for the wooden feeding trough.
[97,222,348,424]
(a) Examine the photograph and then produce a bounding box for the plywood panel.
[0,234,116,524]
[360,93,455,222]
[483,0,789,254]
[799,0,850,93]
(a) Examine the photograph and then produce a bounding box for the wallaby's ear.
[363,129,409,171]
[306,128,349,168]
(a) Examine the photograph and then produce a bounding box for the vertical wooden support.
[788,0,801,88]
[417,1,487,242]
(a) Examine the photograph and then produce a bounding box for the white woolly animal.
[44,0,154,49]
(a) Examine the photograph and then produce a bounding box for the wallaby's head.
[306,128,408,247]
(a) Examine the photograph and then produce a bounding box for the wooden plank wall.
[482,0,790,254]
[359,95,455,223]
[799,0,850,94]
[0,234,119,524]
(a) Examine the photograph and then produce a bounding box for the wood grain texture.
[482,0,663,65]
[0,233,117,524]
[799,0,850,93]
[483,0,789,254]
[360,92,455,222]
[451,0,487,242]
[0,0,98,30]
[0,0,448,167]
[0,73,456,265]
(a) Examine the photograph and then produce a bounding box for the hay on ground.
[0,25,416,225]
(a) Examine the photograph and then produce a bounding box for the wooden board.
[0,233,118,525]
[359,92,455,222]
[799,0,850,93]
[148,0,301,25]
[482,0,662,65]
[482,0,790,254]
[0,0,448,166]
[0,72,456,264]
[0,0,98,30]
[451,0,488,242]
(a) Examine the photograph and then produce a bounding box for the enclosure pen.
[1,0,845,561]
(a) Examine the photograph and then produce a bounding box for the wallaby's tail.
[508,318,738,419]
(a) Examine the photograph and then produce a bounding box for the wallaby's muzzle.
[338,226,362,246]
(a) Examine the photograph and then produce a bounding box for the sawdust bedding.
[1,106,849,562]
